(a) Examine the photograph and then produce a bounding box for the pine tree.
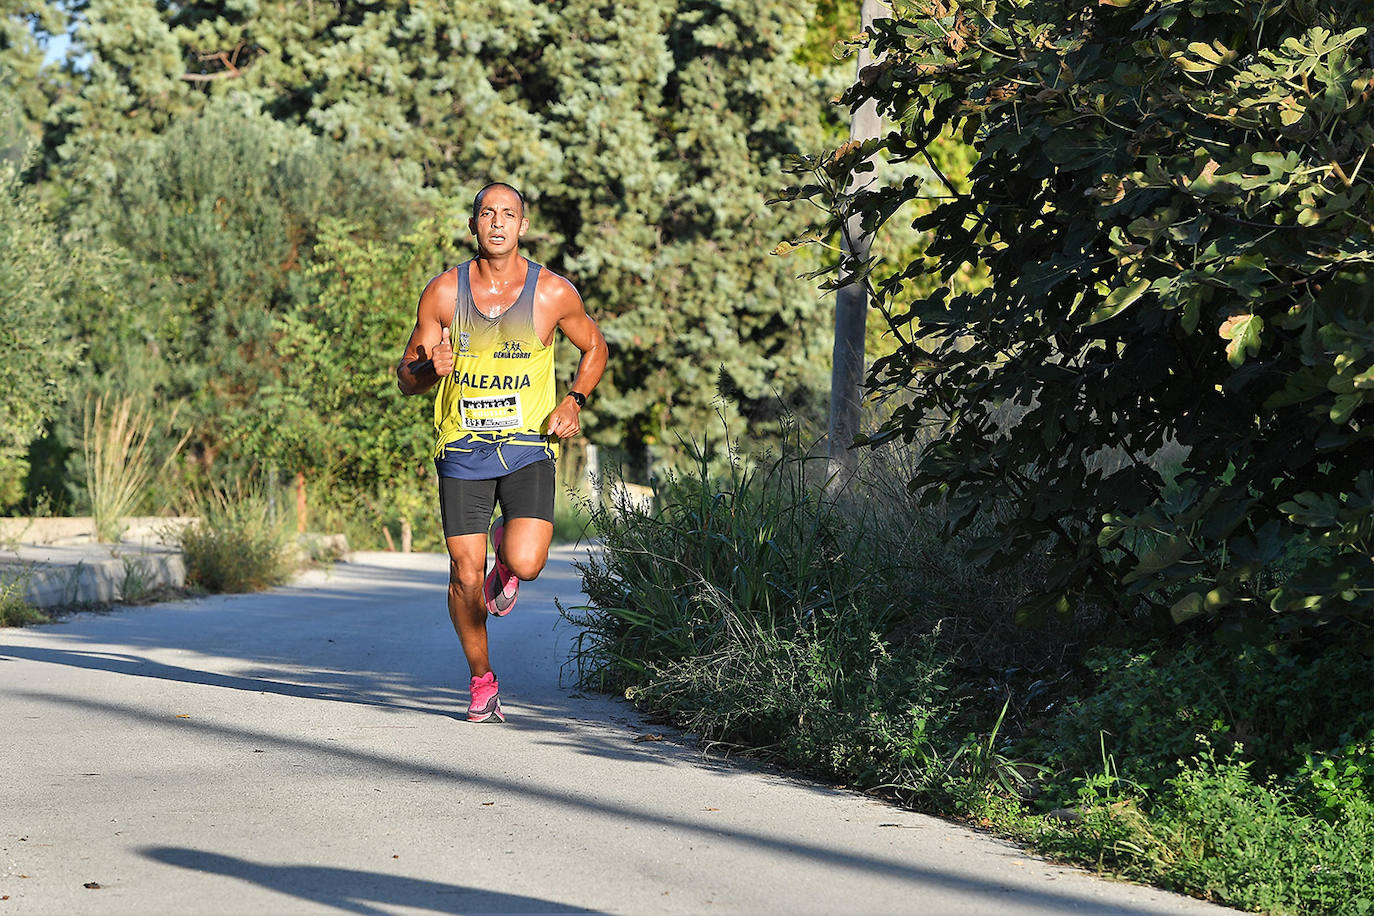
[0,0,66,133]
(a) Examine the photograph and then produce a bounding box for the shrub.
[564,427,1068,799]
[0,568,48,627]
[568,427,875,690]
[1161,753,1374,915]
[177,486,292,593]
[1298,728,1374,821]
[1028,743,1374,914]
[1037,640,1374,797]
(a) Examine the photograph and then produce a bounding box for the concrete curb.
[0,518,195,608]
[0,528,350,610]
[0,516,197,547]
[2,544,188,607]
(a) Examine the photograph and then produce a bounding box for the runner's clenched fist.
[432,326,454,377]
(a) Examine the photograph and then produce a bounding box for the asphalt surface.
[1,549,1236,915]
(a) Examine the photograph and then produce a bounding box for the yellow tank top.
[432,259,559,467]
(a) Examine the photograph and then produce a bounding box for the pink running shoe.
[467,671,505,722]
[483,514,519,617]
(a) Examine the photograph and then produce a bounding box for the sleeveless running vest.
[432,259,559,479]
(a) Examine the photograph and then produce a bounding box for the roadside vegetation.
[567,432,1374,914]
[0,569,48,627]
[176,484,295,594]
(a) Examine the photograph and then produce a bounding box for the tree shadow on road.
[141,846,606,915]
[0,552,731,772]
[20,691,1215,915]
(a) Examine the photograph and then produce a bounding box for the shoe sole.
[467,696,505,723]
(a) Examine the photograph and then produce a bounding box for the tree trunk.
[827,0,886,487]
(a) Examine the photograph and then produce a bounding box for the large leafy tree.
[795,0,1374,634]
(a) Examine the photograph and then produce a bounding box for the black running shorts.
[437,459,556,538]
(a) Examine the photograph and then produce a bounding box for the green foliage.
[1159,752,1374,915]
[1038,640,1374,797]
[56,97,423,482]
[797,0,860,77]
[0,1,66,132]
[568,428,863,689]
[247,216,457,497]
[177,484,292,593]
[790,0,1374,629]
[0,566,47,626]
[0,122,80,508]
[1042,745,1374,915]
[1298,728,1374,819]
[566,435,961,794]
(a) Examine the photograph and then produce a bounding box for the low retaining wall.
[0,516,199,547]
[2,544,188,608]
[0,520,350,610]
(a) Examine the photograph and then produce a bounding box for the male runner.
[396,182,607,722]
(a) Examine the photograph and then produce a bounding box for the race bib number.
[460,394,523,431]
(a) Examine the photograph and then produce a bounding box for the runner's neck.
[469,255,529,318]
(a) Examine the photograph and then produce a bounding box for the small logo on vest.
[493,340,531,359]
[458,330,471,353]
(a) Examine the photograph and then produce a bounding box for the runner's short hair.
[472,182,526,219]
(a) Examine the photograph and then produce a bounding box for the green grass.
[81,394,189,542]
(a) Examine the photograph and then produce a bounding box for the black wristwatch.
[567,391,587,408]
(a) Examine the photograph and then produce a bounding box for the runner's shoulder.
[419,266,460,315]
[532,265,582,313]
[424,265,461,296]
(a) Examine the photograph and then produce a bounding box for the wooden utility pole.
[296,471,307,533]
[827,0,885,486]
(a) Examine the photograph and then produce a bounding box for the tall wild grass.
[82,394,189,542]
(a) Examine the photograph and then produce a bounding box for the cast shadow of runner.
[142,846,606,916]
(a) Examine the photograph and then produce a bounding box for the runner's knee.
[502,546,547,581]
[449,560,484,592]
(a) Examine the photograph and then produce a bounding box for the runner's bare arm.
[539,274,607,439]
[397,270,457,396]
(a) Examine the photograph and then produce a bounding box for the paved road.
[1,550,1233,915]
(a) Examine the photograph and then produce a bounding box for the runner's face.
[469,188,528,257]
